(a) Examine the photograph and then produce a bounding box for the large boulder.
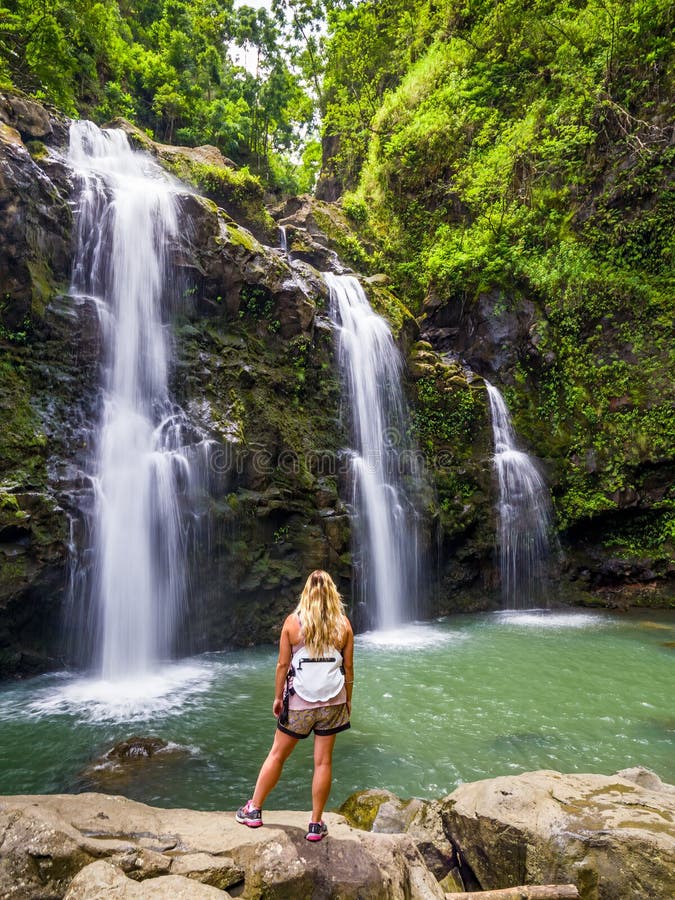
[0,792,444,900]
[441,767,675,899]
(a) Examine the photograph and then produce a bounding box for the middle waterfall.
[325,273,419,630]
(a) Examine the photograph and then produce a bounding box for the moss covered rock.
[408,347,496,611]
[109,118,276,243]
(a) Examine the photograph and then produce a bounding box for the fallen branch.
[445,886,580,900]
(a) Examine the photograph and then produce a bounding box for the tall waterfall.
[486,382,554,609]
[325,273,419,629]
[67,121,207,679]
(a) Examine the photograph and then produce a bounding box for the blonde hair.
[296,570,347,656]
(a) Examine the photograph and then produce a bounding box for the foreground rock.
[340,767,675,899]
[340,767,675,900]
[0,792,444,899]
[441,767,675,899]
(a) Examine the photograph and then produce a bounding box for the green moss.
[226,223,258,253]
[336,790,396,831]
[238,285,281,335]
[323,0,674,557]
[175,317,343,504]
[161,155,275,237]
[312,204,373,271]
[603,508,675,559]
[366,282,416,339]
[25,140,47,161]
[0,358,48,489]
[26,259,54,318]
[413,374,485,457]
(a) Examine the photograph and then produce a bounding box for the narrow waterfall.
[325,273,419,630]
[67,121,208,679]
[278,225,289,260]
[486,382,554,609]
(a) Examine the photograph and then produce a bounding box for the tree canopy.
[0,0,326,188]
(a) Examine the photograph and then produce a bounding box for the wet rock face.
[420,288,543,378]
[0,93,84,677]
[406,342,497,613]
[109,117,277,244]
[0,93,69,143]
[166,185,352,646]
[275,195,377,274]
[0,109,72,330]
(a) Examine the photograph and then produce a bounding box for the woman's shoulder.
[283,612,302,640]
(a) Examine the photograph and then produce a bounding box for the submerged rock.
[104,736,169,760]
[73,737,194,796]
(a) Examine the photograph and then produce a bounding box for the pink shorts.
[277,703,350,739]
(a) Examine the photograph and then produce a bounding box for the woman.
[236,569,354,842]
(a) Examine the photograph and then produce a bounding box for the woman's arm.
[342,619,354,714]
[272,617,293,717]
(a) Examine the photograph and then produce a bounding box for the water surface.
[0,610,672,811]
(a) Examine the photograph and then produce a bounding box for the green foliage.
[603,508,675,557]
[0,0,320,190]
[321,0,429,189]
[160,155,275,235]
[0,296,31,344]
[0,0,129,115]
[239,285,281,334]
[413,376,484,455]
[341,192,368,225]
[311,205,372,269]
[323,0,674,544]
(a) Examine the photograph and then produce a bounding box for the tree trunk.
[445,886,580,900]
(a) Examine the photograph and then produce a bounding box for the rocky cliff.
[0,93,358,675]
[0,88,671,677]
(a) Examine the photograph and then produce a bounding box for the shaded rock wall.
[275,198,500,616]
[2,88,669,678]
[0,92,83,676]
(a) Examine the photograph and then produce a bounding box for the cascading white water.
[68,121,208,679]
[486,382,554,609]
[278,225,289,260]
[325,273,419,630]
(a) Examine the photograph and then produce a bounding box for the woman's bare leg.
[251,729,298,809]
[311,733,337,822]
